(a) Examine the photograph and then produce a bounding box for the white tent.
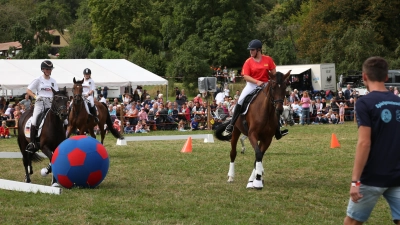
[0,59,168,90]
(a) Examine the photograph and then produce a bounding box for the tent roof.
[0,59,168,89]
[276,66,311,75]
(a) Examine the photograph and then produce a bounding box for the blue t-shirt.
[356,91,400,187]
[191,119,199,130]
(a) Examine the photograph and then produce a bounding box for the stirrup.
[222,124,233,136]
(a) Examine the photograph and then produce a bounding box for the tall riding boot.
[26,125,38,152]
[222,104,242,136]
[90,105,99,123]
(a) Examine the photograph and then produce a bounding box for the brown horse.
[215,71,290,189]
[66,78,123,143]
[18,87,69,185]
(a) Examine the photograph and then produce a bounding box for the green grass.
[0,123,393,224]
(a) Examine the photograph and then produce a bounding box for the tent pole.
[166,85,168,102]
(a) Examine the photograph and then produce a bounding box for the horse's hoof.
[253,179,263,190]
[246,181,254,189]
[227,177,234,183]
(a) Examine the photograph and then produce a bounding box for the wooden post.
[120,106,124,134]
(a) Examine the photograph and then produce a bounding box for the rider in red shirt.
[223,39,287,138]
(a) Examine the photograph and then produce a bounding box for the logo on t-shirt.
[51,83,54,87]
[381,109,392,123]
[396,110,400,122]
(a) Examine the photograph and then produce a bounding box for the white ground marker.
[0,179,61,195]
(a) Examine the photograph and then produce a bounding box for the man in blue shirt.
[344,57,400,225]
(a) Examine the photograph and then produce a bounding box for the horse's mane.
[276,72,283,84]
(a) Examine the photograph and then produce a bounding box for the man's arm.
[349,125,371,202]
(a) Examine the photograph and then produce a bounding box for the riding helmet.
[83,68,91,75]
[247,39,262,50]
[41,60,53,70]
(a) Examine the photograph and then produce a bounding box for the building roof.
[0,42,22,51]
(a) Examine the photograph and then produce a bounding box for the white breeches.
[237,82,258,105]
[86,95,94,107]
[32,97,52,126]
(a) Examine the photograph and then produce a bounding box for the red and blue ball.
[52,135,109,188]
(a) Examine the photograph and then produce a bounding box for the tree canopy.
[1,0,400,90]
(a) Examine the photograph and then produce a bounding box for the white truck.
[276,63,336,92]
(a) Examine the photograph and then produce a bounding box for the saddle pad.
[24,112,48,138]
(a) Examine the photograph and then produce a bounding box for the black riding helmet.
[41,60,53,70]
[83,68,91,75]
[247,39,262,50]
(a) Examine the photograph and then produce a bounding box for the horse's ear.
[63,86,67,92]
[284,70,291,81]
[269,71,276,80]
[81,78,84,83]
[52,87,57,95]
[73,77,76,83]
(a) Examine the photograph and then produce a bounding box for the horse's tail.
[214,121,231,141]
[104,105,124,140]
[31,152,44,162]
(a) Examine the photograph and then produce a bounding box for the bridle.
[73,84,83,105]
[51,94,68,120]
[261,79,285,108]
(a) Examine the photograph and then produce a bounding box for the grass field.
[0,123,393,224]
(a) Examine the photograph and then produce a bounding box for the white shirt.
[215,92,225,104]
[82,78,95,95]
[27,75,59,98]
[100,97,107,103]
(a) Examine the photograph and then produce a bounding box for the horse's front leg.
[40,146,59,187]
[227,128,240,183]
[247,133,269,190]
[66,125,73,138]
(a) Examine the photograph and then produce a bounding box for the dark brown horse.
[215,71,290,189]
[18,87,69,185]
[66,78,123,143]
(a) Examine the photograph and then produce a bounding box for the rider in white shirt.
[26,60,59,151]
[82,68,99,122]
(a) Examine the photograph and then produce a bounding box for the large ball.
[52,135,109,189]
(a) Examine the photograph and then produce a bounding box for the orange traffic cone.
[181,137,192,153]
[330,133,340,148]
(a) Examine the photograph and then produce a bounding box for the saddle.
[24,109,50,138]
[241,86,263,115]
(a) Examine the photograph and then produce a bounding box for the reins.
[261,79,284,108]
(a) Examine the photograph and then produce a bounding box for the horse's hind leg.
[99,123,106,144]
[22,154,32,183]
[240,135,247,154]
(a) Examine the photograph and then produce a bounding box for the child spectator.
[13,105,22,127]
[0,121,10,138]
[124,122,134,134]
[339,102,345,124]
[178,119,187,131]
[135,120,147,133]
[142,120,150,133]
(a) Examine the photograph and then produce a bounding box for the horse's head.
[72,77,84,105]
[268,71,291,115]
[51,86,69,120]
